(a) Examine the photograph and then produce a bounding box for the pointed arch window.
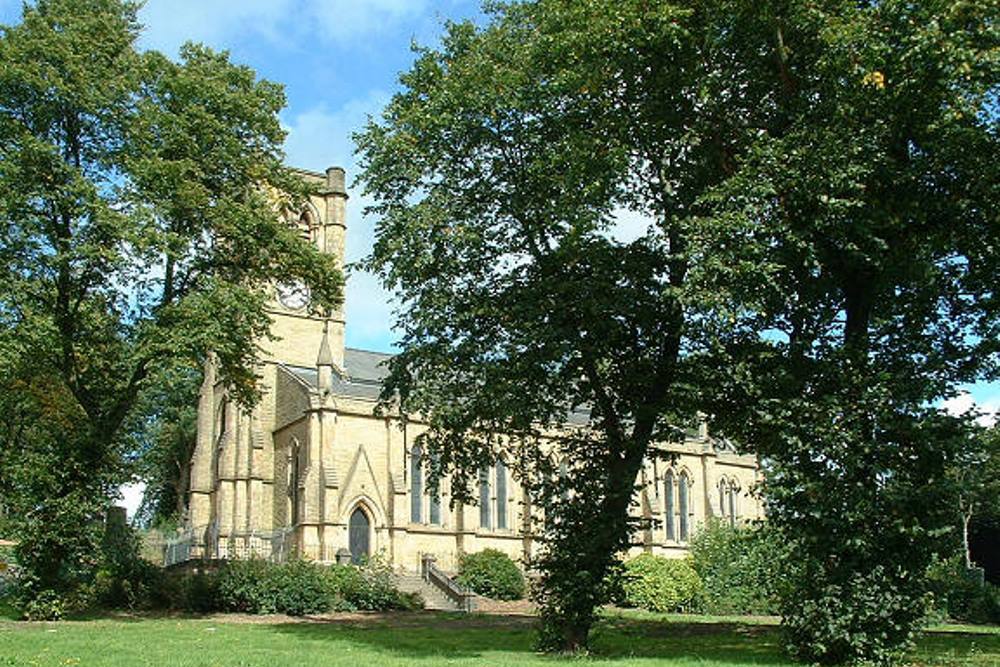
[429,453,442,526]
[479,466,491,529]
[296,210,313,241]
[496,459,508,530]
[727,482,737,527]
[678,470,691,541]
[664,470,676,541]
[410,444,423,523]
[287,438,301,524]
[719,478,727,519]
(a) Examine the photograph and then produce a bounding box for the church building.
[176,167,761,572]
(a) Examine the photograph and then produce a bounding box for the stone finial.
[317,321,335,393]
[325,166,347,196]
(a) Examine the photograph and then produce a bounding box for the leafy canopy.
[0,0,342,607]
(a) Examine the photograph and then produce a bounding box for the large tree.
[697,1,999,663]
[0,0,341,609]
[357,0,753,651]
[358,0,998,660]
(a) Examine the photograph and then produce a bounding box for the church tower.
[185,167,348,553]
[263,166,349,369]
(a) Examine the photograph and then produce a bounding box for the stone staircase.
[395,556,479,612]
[395,571,463,611]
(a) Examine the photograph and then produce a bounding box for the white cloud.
[942,391,999,427]
[138,0,427,55]
[281,91,389,176]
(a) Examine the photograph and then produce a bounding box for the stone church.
[176,166,762,573]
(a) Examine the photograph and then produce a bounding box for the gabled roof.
[285,347,391,401]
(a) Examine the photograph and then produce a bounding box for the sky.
[1,1,997,517]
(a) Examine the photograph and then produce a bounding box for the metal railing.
[164,523,297,567]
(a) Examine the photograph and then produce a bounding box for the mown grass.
[0,610,994,667]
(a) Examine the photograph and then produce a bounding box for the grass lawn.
[0,610,995,667]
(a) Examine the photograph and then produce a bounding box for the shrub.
[620,554,702,613]
[218,558,333,616]
[178,570,221,613]
[217,558,280,614]
[20,589,66,621]
[271,559,332,616]
[688,520,783,615]
[457,549,525,600]
[0,546,16,602]
[780,563,923,666]
[927,555,1000,625]
[322,557,419,612]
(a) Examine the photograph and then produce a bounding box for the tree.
[128,365,201,528]
[694,1,999,663]
[0,0,342,609]
[358,0,998,660]
[951,425,1000,570]
[357,1,756,651]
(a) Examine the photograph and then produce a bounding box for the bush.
[330,555,418,611]
[217,558,280,614]
[457,549,525,600]
[688,520,783,615]
[214,555,416,616]
[0,545,16,602]
[20,589,66,621]
[619,554,702,613]
[178,570,221,613]
[927,555,1000,625]
[780,563,924,666]
[218,558,332,616]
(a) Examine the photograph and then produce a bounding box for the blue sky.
[1,0,996,423]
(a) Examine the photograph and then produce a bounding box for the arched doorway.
[348,506,371,564]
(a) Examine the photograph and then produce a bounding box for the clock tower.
[262,166,348,370]
[186,166,348,538]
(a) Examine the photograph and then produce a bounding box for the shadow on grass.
[267,612,792,664]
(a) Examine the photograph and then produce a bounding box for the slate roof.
[285,348,615,429]
[285,347,392,402]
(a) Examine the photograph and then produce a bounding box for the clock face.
[276,282,310,310]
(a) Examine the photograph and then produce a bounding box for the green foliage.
[217,558,281,614]
[19,589,67,621]
[331,555,415,612]
[618,554,702,614]
[927,555,1000,626]
[357,0,735,651]
[217,558,332,616]
[688,520,782,615]
[457,549,526,601]
[176,570,222,613]
[0,0,342,605]
[779,564,928,666]
[214,556,415,616]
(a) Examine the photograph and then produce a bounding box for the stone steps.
[395,573,464,611]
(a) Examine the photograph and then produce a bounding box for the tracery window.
[678,470,691,541]
[496,459,508,530]
[664,470,676,541]
[479,466,491,529]
[429,453,442,526]
[410,444,423,523]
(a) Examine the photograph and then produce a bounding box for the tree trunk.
[963,511,973,570]
[536,445,647,653]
